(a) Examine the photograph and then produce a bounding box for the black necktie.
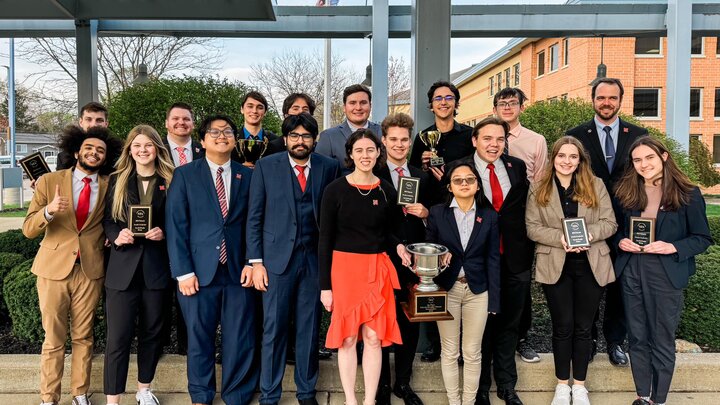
[603,126,615,172]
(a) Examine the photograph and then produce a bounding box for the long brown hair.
[533,136,599,208]
[614,136,694,211]
[111,125,175,222]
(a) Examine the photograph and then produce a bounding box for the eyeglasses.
[496,101,520,109]
[206,129,235,138]
[287,132,314,141]
[450,177,477,186]
[432,95,456,103]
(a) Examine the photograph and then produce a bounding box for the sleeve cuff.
[177,272,195,281]
[44,207,54,222]
[249,259,263,264]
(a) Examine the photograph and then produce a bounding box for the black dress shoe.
[376,384,392,405]
[497,388,524,405]
[420,345,440,362]
[393,383,423,405]
[589,339,598,363]
[608,344,629,367]
[299,398,319,405]
[318,346,332,360]
[476,390,491,405]
[631,399,651,405]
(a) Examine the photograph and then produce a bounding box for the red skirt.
[325,251,402,349]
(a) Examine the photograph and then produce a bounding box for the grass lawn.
[707,204,720,217]
[0,205,28,218]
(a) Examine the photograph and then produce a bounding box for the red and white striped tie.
[176,147,188,166]
[215,167,228,264]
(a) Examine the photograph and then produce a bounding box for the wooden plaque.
[129,205,152,236]
[562,217,590,248]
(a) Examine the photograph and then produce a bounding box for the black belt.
[457,276,467,284]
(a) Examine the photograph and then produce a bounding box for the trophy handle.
[438,264,448,272]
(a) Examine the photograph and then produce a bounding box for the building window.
[690,88,702,118]
[563,38,569,66]
[504,68,511,88]
[691,37,703,55]
[717,37,720,55]
[690,134,701,142]
[715,88,720,117]
[489,77,495,96]
[551,43,561,70]
[537,51,545,76]
[635,37,661,55]
[633,88,660,118]
[44,151,55,157]
[16,144,27,153]
[513,63,520,86]
[496,73,502,93]
[714,135,720,164]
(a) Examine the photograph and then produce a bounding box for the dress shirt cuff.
[249,259,263,264]
[44,207,54,222]
[177,272,195,281]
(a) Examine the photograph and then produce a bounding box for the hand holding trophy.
[418,130,444,170]
[236,137,269,165]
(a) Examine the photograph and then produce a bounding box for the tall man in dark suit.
[247,113,341,405]
[315,84,381,166]
[234,91,282,167]
[566,77,647,367]
[166,114,257,405]
[375,113,432,405]
[472,117,535,405]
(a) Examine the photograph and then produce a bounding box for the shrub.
[0,252,27,315]
[3,259,43,342]
[678,245,720,351]
[0,229,42,260]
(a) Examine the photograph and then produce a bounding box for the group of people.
[23,77,710,405]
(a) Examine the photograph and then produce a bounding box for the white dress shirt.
[449,197,476,278]
[473,153,511,203]
[386,160,409,191]
[44,168,99,222]
[167,136,194,167]
[594,116,620,159]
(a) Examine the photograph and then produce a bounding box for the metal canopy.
[0,0,276,21]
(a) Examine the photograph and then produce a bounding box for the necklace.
[351,173,374,197]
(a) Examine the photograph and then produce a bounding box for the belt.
[457,276,467,284]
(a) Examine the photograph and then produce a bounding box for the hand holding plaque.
[630,217,655,247]
[562,217,591,249]
[397,176,420,206]
[418,130,444,168]
[129,205,152,237]
[19,153,51,181]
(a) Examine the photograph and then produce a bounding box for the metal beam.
[371,0,389,122]
[666,0,692,151]
[48,0,75,19]
[75,20,99,109]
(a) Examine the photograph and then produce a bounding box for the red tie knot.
[487,163,495,171]
[395,167,405,177]
[82,177,91,185]
[295,165,306,173]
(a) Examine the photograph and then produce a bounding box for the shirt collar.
[594,116,620,133]
[205,157,231,174]
[167,136,192,150]
[386,160,408,174]
[73,167,98,183]
[508,122,523,139]
[473,152,501,172]
[449,197,476,212]
[288,153,311,169]
[347,120,369,132]
[243,127,264,140]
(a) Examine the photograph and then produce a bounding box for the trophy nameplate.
[397,176,420,206]
[403,243,454,322]
[129,205,152,236]
[630,217,656,247]
[562,217,590,248]
[19,152,51,181]
[402,288,454,323]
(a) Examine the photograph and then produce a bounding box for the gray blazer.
[315,120,382,166]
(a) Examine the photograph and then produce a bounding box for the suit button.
[216,246,220,250]
[293,222,297,226]
[290,238,295,242]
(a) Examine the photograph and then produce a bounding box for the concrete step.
[0,392,717,405]
[1,353,719,395]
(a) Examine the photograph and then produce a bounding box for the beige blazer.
[23,169,108,281]
[526,176,617,287]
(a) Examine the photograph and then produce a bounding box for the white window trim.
[513,63,521,86]
[562,38,569,67]
[690,88,703,120]
[691,37,705,58]
[549,43,560,73]
[536,51,546,78]
[635,37,663,58]
[634,88,662,120]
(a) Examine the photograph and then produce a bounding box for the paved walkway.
[0,217,23,232]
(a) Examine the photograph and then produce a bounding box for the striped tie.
[215,167,228,264]
[176,147,188,166]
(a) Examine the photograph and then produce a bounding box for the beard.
[594,105,619,121]
[77,153,104,173]
[288,144,312,160]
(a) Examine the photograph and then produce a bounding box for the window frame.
[633,88,662,120]
[635,36,663,58]
[513,63,520,86]
[504,67,511,88]
[489,76,495,96]
[690,88,703,119]
[549,43,560,72]
[562,38,569,67]
[15,144,27,154]
[713,134,720,165]
[691,36,704,57]
[714,88,720,119]
[537,50,546,77]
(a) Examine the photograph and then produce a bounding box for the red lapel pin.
[476,217,483,223]
[159,185,166,191]
[235,173,242,180]
[623,127,629,133]
[373,200,379,206]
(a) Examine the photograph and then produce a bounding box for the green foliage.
[3,259,42,342]
[690,137,720,187]
[0,229,42,260]
[707,217,720,244]
[0,252,25,315]
[107,76,282,140]
[678,245,720,350]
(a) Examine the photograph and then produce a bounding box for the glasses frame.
[206,128,236,139]
[432,95,456,103]
[287,132,315,141]
[450,177,478,186]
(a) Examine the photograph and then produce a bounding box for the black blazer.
[615,187,712,289]
[475,154,535,274]
[103,173,171,291]
[426,203,501,313]
[376,163,432,288]
[162,137,205,165]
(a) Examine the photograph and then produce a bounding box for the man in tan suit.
[24,126,119,405]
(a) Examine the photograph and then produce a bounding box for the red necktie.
[215,167,228,264]
[395,167,408,215]
[76,177,91,230]
[488,163,504,253]
[176,147,188,166]
[295,165,307,193]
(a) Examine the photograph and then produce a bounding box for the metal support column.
[75,19,99,111]
[8,39,15,167]
[323,38,332,130]
[371,0,389,121]
[665,0,691,151]
[410,0,451,132]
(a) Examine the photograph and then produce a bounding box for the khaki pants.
[36,264,103,403]
[437,283,489,405]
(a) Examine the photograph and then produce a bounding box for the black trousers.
[104,274,167,395]
[542,255,604,381]
[162,281,188,353]
[622,254,683,404]
[380,289,420,387]
[478,268,530,391]
[517,287,532,344]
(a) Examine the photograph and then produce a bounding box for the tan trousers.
[437,282,489,405]
[36,264,103,403]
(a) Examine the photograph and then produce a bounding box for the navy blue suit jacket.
[166,158,253,286]
[246,152,341,275]
[426,203,502,313]
[615,187,712,289]
[315,120,382,165]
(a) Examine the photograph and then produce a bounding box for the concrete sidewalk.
[0,217,23,232]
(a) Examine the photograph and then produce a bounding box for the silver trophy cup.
[405,243,449,292]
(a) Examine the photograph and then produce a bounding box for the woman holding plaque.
[525,136,617,405]
[102,124,175,405]
[319,129,411,405]
[614,137,711,405]
[425,160,500,405]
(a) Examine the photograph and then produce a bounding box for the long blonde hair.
[111,125,175,222]
[534,136,599,208]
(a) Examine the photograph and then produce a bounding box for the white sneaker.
[572,384,591,405]
[71,394,92,405]
[551,383,571,405]
[136,389,160,405]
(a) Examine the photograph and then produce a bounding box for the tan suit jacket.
[23,168,108,281]
[526,176,617,287]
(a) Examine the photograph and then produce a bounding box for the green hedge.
[708,216,720,245]
[678,245,720,351]
[3,259,42,342]
[0,252,26,316]
[0,229,42,259]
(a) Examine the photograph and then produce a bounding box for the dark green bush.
[0,252,27,315]
[678,245,720,351]
[3,259,43,342]
[0,229,42,259]
[708,216,720,246]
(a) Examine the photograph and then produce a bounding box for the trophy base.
[402,288,454,323]
[429,157,445,167]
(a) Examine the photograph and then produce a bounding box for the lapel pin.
[195,147,200,153]
[623,127,629,133]
[507,162,512,168]
[373,199,379,206]
[476,217,483,223]
[235,173,242,180]
[587,129,592,133]
[159,185,165,191]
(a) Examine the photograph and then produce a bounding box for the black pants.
[478,269,530,391]
[542,255,604,381]
[162,281,187,353]
[622,254,683,404]
[380,289,420,387]
[104,276,167,395]
[517,287,532,344]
